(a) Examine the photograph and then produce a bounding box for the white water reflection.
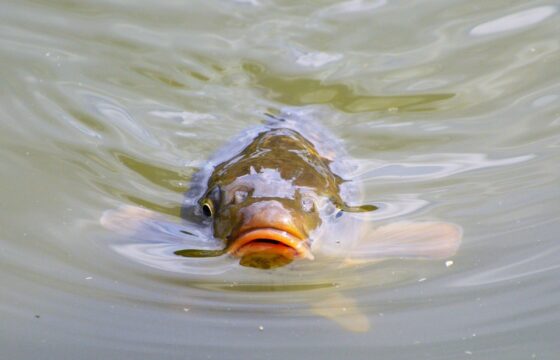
[149,110,217,124]
[356,153,534,181]
[531,94,558,108]
[294,51,343,68]
[63,114,103,139]
[471,6,557,36]
[316,0,387,18]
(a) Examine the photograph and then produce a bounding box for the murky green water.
[1,0,559,359]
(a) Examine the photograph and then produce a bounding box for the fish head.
[195,128,348,269]
[198,168,335,269]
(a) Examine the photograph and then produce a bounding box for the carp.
[101,109,461,331]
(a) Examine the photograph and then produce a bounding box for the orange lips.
[228,228,314,260]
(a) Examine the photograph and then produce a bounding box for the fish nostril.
[301,197,315,213]
[234,190,248,204]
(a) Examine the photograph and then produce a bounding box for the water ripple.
[1,0,559,358]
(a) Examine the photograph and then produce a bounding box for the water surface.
[1,0,559,359]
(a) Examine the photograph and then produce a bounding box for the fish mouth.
[228,228,314,261]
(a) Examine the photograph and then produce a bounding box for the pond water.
[1,0,559,359]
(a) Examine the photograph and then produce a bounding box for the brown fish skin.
[196,127,344,268]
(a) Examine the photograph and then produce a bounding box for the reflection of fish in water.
[101,109,461,331]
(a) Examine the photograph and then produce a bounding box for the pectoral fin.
[310,292,370,332]
[174,249,226,257]
[349,221,461,260]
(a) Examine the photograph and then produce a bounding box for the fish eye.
[301,197,315,213]
[201,186,221,217]
[201,199,214,217]
[234,190,248,204]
